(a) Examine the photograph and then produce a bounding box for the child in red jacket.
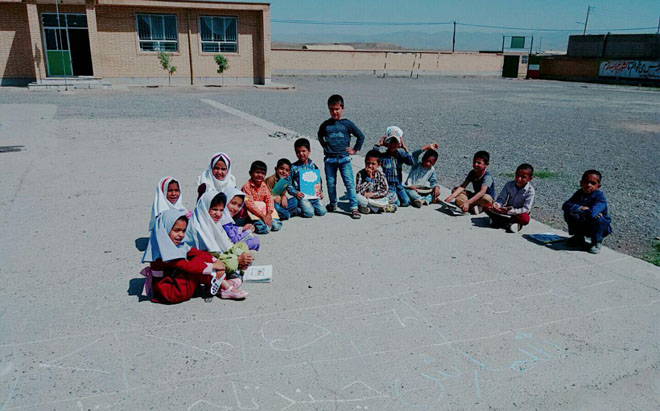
[140,209,246,304]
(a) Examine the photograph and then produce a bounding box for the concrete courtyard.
[0,83,658,410]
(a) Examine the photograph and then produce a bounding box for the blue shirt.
[287,158,322,196]
[404,149,439,189]
[562,189,611,223]
[374,146,414,190]
[317,118,365,158]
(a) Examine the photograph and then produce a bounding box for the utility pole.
[583,5,593,35]
[452,20,456,53]
[657,17,659,34]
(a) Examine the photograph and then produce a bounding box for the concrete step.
[28,77,111,91]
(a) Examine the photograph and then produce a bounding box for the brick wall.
[0,4,34,83]
[539,57,600,79]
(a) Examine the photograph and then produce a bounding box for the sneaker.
[351,209,362,219]
[228,278,242,289]
[326,204,337,212]
[505,223,516,233]
[566,235,586,247]
[358,205,370,214]
[384,204,398,213]
[588,242,602,254]
[470,205,483,215]
[220,286,248,300]
[412,199,423,208]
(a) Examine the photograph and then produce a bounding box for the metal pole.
[54,0,69,90]
[501,35,505,53]
[452,21,456,53]
[538,36,542,53]
[657,17,659,34]
[583,5,591,35]
[527,36,533,79]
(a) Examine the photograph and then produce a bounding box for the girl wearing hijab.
[185,191,253,296]
[140,209,243,303]
[222,186,260,251]
[197,152,236,200]
[148,177,187,231]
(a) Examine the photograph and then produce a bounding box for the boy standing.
[265,158,299,220]
[486,163,535,233]
[562,170,612,254]
[373,126,414,207]
[355,150,396,214]
[288,138,326,218]
[318,94,365,219]
[239,161,282,234]
[404,143,441,207]
[445,150,495,214]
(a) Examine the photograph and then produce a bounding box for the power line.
[271,18,657,33]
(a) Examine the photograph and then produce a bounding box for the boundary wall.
[271,49,523,77]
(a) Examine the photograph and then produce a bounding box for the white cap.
[385,126,403,143]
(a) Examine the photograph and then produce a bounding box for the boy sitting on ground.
[239,161,282,234]
[287,138,326,218]
[404,143,441,207]
[444,150,495,214]
[373,126,414,207]
[265,158,298,221]
[562,169,612,254]
[356,150,397,214]
[485,163,535,233]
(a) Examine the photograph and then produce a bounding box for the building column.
[25,0,46,81]
[261,8,271,84]
[85,0,102,78]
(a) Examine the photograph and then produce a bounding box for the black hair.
[210,192,227,208]
[516,163,534,176]
[327,94,344,108]
[249,160,267,174]
[422,149,439,162]
[276,158,292,169]
[473,150,490,164]
[365,149,381,161]
[581,169,602,183]
[167,180,180,190]
[175,215,188,225]
[294,138,310,151]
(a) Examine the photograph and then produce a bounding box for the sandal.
[228,278,242,288]
[351,209,362,219]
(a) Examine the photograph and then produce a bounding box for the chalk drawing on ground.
[260,319,330,351]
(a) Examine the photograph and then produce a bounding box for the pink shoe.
[220,286,248,300]
[228,278,242,288]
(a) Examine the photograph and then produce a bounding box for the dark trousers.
[564,211,611,243]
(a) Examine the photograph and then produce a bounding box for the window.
[136,14,178,52]
[200,16,237,53]
[521,55,528,64]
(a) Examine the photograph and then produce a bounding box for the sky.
[253,0,660,51]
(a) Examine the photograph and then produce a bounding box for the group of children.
[140,94,613,304]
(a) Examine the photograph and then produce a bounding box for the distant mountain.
[273,30,570,52]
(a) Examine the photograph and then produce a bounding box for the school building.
[0,0,271,87]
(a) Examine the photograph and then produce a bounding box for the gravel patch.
[207,76,660,259]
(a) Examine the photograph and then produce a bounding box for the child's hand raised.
[428,143,439,150]
[377,135,386,146]
[242,224,255,233]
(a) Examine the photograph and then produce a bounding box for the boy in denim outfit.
[318,94,365,220]
[404,143,441,207]
[373,126,414,207]
[562,169,612,254]
[288,138,326,218]
[265,158,299,220]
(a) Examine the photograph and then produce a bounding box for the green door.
[46,50,72,76]
[502,55,520,78]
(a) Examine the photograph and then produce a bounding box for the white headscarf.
[222,186,247,225]
[148,177,186,231]
[142,209,191,263]
[185,190,234,253]
[197,152,236,194]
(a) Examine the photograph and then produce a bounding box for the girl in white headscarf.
[140,209,237,303]
[186,191,253,297]
[148,177,187,231]
[222,186,260,251]
[196,152,236,200]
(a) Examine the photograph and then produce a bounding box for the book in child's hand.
[299,169,321,199]
[271,178,289,196]
[244,265,272,283]
[439,200,464,216]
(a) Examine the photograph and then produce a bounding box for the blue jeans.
[392,184,410,207]
[298,198,326,218]
[274,196,299,220]
[405,188,432,204]
[324,156,357,210]
[236,217,281,234]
